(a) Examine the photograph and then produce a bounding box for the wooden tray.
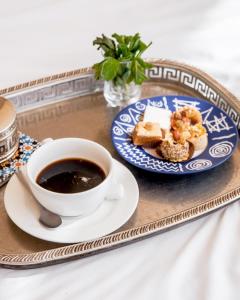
[1,59,240,269]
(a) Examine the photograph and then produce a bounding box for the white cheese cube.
[143,106,172,130]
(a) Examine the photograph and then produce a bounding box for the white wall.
[0,0,239,95]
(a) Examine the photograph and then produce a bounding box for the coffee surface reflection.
[36,158,106,194]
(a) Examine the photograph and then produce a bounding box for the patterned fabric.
[0,133,40,186]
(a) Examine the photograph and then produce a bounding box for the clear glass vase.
[104,80,141,107]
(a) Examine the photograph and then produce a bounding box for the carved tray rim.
[1,59,239,108]
[1,59,240,269]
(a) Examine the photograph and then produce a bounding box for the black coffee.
[36,158,106,194]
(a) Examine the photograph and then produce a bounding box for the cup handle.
[105,178,124,202]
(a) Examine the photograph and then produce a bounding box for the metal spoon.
[15,170,62,228]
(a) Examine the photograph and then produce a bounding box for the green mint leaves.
[93,33,153,86]
[101,58,120,81]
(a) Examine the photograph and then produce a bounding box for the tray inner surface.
[0,80,240,255]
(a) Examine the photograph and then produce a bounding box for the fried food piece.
[188,124,208,151]
[172,128,191,145]
[157,136,190,162]
[171,106,202,128]
[132,122,162,147]
[171,106,203,144]
[188,123,206,140]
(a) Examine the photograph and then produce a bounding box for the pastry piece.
[171,128,191,145]
[171,106,202,129]
[157,136,190,162]
[188,124,208,151]
[143,106,172,130]
[189,134,208,152]
[188,123,206,139]
[171,106,204,145]
[132,122,162,147]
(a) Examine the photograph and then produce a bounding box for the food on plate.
[143,106,172,130]
[132,122,162,147]
[157,135,190,162]
[131,105,208,162]
[188,123,207,151]
[171,106,203,144]
[171,106,202,128]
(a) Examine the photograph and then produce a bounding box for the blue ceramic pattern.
[0,133,40,185]
[111,95,239,175]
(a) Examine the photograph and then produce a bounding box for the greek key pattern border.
[0,68,92,96]
[7,75,102,112]
[146,65,240,129]
[0,60,239,129]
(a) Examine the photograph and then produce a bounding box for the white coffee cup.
[26,138,120,217]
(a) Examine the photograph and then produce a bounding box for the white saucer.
[4,159,139,243]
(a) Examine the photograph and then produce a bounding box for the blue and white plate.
[111,95,239,175]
